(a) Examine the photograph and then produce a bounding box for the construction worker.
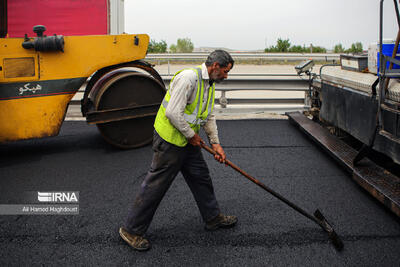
[119,50,237,251]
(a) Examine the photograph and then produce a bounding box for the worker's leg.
[125,132,185,235]
[180,144,220,222]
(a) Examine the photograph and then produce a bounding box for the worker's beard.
[210,70,224,83]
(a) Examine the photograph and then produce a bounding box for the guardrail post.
[219,91,228,108]
[304,91,310,107]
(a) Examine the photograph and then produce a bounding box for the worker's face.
[210,62,232,83]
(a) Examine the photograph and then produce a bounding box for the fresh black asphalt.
[0,120,399,266]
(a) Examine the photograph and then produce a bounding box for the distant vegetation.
[148,38,194,53]
[169,38,194,53]
[334,42,363,53]
[349,42,363,53]
[264,38,326,53]
[264,38,364,54]
[333,43,345,53]
[148,39,167,53]
[148,37,364,55]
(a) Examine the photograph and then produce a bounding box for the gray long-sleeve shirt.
[164,63,220,144]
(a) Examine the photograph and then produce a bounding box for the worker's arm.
[204,112,226,163]
[165,71,196,140]
[203,112,219,144]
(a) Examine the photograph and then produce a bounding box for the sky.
[124,0,398,51]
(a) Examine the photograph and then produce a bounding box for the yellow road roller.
[0,25,165,148]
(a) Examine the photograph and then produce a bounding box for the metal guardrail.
[70,73,310,116]
[146,52,340,62]
[161,74,309,108]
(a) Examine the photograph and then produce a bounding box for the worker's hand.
[189,133,204,147]
[211,144,226,164]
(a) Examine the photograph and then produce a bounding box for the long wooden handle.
[201,143,268,188]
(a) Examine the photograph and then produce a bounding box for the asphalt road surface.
[0,120,399,266]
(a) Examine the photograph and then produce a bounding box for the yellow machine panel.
[0,94,72,142]
[0,34,149,82]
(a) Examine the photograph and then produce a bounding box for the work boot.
[119,227,151,251]
[205,214,238,231]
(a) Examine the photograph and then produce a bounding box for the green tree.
[265,38,291,52]
[175,38,194,53]
[148,39,167,53]
[289,45,304,53]
[169,44,177,53]
[265,38,326,53]
[312,46,327,53]
[276,38,291,52]
[346,42,363,53]
[169,38,194,53]
[334,43,345,53]
[265,46,278,52]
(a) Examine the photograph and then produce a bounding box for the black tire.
[94,72,165,149]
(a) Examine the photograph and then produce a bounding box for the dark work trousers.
[125,131,221,235]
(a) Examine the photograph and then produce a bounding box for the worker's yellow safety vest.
[154,66,215,147]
